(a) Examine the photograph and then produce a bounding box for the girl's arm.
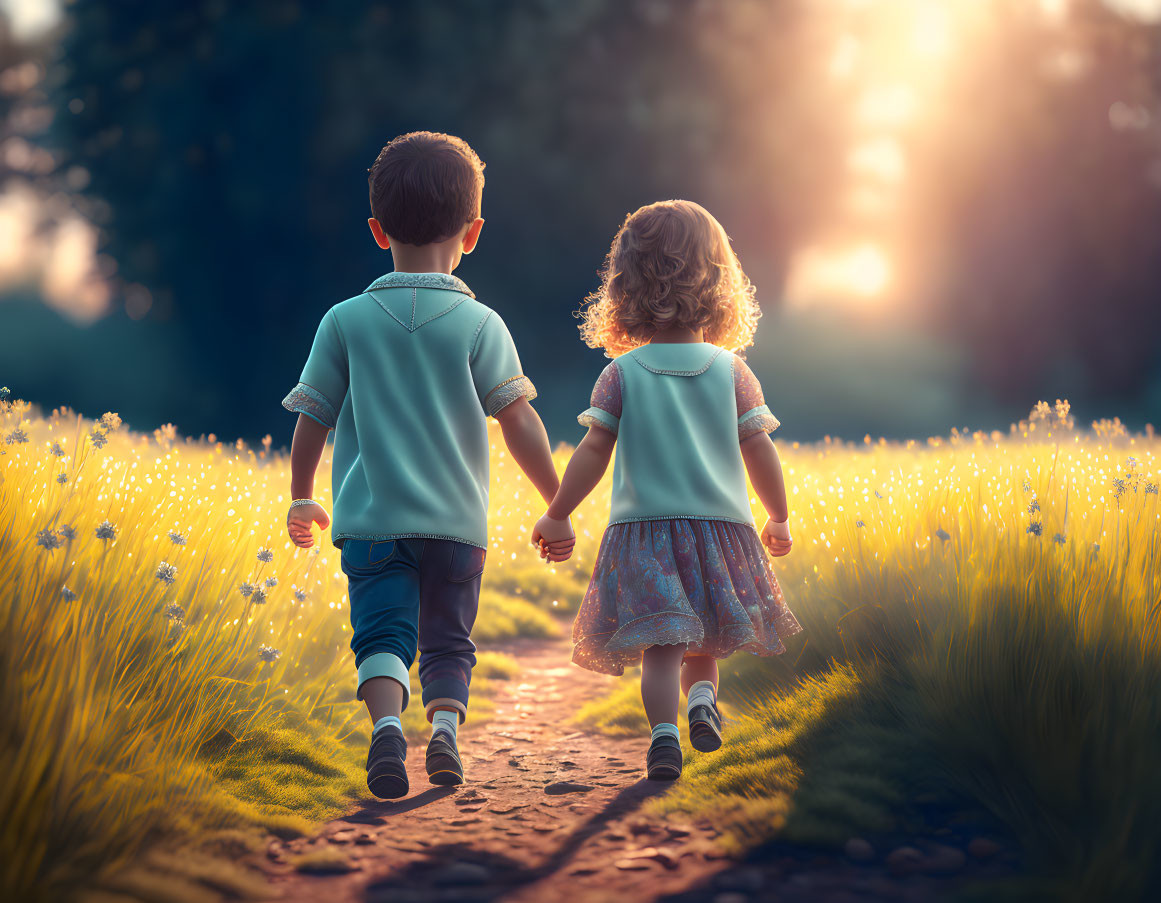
[287,414,332,548]
[531,426,616,560]
[740,431,793,556]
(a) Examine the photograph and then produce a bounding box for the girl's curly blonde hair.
[578,199,760,357]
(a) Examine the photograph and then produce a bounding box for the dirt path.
[262,637,1011,903]
[263,636,729,903]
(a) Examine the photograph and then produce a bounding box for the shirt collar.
[628,343,723,376]
[365,271,475,298]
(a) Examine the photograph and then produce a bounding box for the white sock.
[372,715,402,737]
[686,680,717,717]
[651,722,680,743]
[432,709,458,740]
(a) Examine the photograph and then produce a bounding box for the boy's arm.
[287,414,332,548]
[530,425,616,561]
[740,431,793,556]
[494,398,560,505]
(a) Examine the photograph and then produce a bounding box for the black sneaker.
[688,701,723,752]
[367,725,408,799]
[646,734,683,781]
[425,729,464,786]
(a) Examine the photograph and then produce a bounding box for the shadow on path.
[362,780,669,902]
[341,786,458,825]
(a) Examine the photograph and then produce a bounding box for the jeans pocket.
[448,544,486,583]
[342,540,396,575]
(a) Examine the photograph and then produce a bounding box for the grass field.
[578,405,1161,902]
[0,397,580,901]
[2,393,1157,901]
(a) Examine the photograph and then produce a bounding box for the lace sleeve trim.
[578,407,619,435]
[739,405,780,440]
[282,382,338,430]
[484,375,537,417]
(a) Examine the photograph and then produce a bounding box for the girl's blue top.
[578,343,780,527]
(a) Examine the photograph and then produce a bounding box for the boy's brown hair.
[579,200,760,356]
[368,131,485,246]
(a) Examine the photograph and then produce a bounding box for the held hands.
[287,501,331,549]
[761,517,793,557]
[531,513,576,563]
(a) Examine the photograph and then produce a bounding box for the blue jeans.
[341,537,485,722]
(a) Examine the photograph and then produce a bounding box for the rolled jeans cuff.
[424,697,468,724]
[357,652,411,709]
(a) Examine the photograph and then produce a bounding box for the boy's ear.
[367,218,391,250]
[461,218,485,255]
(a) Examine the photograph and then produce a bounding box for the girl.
[532,200,801,780]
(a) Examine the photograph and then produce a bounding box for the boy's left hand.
[287,501,331,548]
[531,513,575,562]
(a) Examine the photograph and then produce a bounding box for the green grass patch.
[483,563,589,614]
[473,589,561,642]
[655,665,907,852]
[574,671,649,737]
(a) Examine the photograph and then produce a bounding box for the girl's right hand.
[761,517,793,557]
[531,513,575,562]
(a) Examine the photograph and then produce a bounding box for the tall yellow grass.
[2,393,1157,901]
[0,398,575,900]
[646,409,1159,901]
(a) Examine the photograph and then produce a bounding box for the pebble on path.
[844,837,875,862]
[968,837,1002,859]
[545,781,595,795]
[885,845,923,876]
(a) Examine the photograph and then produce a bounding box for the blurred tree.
[49,0,837,439]
[907,0,1161,403]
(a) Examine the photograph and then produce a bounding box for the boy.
[282,131,572,798]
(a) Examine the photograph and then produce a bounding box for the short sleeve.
[470,311,537,417]
[734,357,780,440]
[282,310,349,429]
[577,362,622,436]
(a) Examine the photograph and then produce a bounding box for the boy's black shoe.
[367,725,408,799]
[425,729,464,786]
[646,734,683,781]
[688,702,723,753]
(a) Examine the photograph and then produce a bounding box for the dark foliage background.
[2,0,1159,442]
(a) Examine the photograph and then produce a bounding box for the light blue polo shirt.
[282,271,535,549]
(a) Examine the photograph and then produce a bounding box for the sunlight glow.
[784,244,891,309]
[857,85,917,127]
[0,0,60,40]
[1104,0,1161,22]
[847,138,906,183]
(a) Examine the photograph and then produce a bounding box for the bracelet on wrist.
[289,498,317,509]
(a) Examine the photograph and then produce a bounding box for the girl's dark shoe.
[425,730,464,785]
[646,734,683,780]
[367,725,409,799]
[688,702,723,752]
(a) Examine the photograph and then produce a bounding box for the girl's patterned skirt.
[572,518,802,675]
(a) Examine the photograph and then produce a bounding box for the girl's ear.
[462,218,485,255]
[367,218,391,250]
